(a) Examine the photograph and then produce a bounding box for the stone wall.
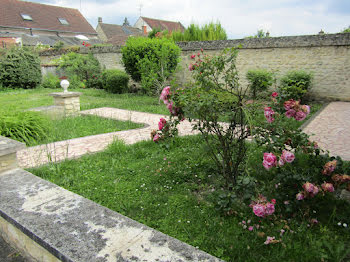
[39,33,350,101]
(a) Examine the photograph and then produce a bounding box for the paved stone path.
[17,102,350,168]
[302,102,350,161]
[17,108,198,168]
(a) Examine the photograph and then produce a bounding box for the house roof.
[0,0,97,35]
[141,17,185,32]
[98,23,143,45]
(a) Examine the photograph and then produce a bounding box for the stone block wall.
[39,33,350,101]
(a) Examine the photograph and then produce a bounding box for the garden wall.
[39,33,350,101]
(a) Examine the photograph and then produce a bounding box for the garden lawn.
[27,114,143,146]
[30,136,350,262]
[0,88,168,115]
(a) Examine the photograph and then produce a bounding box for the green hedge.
[0,47,41,89]
[279,70,313,101]
[121,37,180,83]
[102,69,129,93]
[246,69,274,99]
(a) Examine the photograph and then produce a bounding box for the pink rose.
[285,109,296,118]
[265,203,275,215]
[301,105,310,115]
[190,54,196,59]
[167,101,178,116]
[271,92,278,98]
[248,226,254,231]
[264,107,275,123]
[284,99,296,110]
[158,118,167,130]
[295,111,307,121]
[263,153,277,170]
[303,182,314,193]
[253,204,266,217]
[153,134,160,142]
[296,192,304,200]
[321,182,334,193]
[160,86,171,102]
[264,236,276,245]
[278,157,285,167]
[281,150,295,163]
[189,64,193,71]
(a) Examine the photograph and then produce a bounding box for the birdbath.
[48,79,82,117]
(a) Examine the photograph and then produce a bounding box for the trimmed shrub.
[121,37,180,83]
[58,52,101,84]
[41,73,61,89]
[246,69,274,99]
[0,110,48,145]
[102,69,129,93]
[279,70,313,101]
[0,47,41,89]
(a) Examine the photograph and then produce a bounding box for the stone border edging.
[0,169,223,262]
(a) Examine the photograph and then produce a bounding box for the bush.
[171,22,227,41]
[86,73,103,89]
[102,69,129,93]
[279,70,312,101]
[0,47,41,89]
[121,37,180,86]
[41,73,61,89]
[0,110,48,145]
[246,69,274,99]
[57,52,101,85]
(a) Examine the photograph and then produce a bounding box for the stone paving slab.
[302,102,350,161]
[17,108,198,168]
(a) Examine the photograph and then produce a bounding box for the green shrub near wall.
[0,47,41,89]
[102,69,129,93]
[246,69,274,99]
[279,70,313,101]
[41,73,61,89]
[121,37,180,83]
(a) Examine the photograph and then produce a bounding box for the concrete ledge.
[0,169,222,262]
[48,92,82,98]
[0,136,26,157]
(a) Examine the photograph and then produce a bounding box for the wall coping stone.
[38,33,350,57]
[0,169,222,262]
[49,92,82,98]
[0,136,25,157]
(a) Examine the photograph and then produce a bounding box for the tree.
[123,17,130,27]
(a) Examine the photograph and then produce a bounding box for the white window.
[21,14,32,21]
[58,18,69,25]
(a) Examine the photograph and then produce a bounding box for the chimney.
[143,25,147,35]
[98,17,102,23]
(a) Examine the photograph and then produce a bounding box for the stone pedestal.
[0,136,26,174]
[48,92,82,117]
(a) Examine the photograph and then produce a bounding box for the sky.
[28,0,350,39]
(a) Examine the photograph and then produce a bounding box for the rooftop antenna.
[138,3,143,17]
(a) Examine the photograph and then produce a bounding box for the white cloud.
[32,0,350,38]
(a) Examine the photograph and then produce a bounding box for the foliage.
[121,37,180,95]
[40,73,61,89]
[30,135,350,261]
[102,69,129,93]
[86,73,103,89]
[246,69,274,99]
[53,41,65,50]
[279,70,313,101]
[148,27,163,39]
[57,52,101,84]
[171,22,227,42]
[246,29,270,38]
[0,47,41,89]
[155,48,255,190]
[0,110,48,145]
[341,26,350,33]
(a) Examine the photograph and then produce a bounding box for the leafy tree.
[0,47,41,89]
[341,26,350,33]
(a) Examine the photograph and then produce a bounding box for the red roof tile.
[0,0,96,35]
[141,17,185,33]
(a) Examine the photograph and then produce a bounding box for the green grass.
[29,136,350,262]
[0,88,168,115]
[28,114,143,146]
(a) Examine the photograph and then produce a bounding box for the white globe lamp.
[60,79,70,93]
